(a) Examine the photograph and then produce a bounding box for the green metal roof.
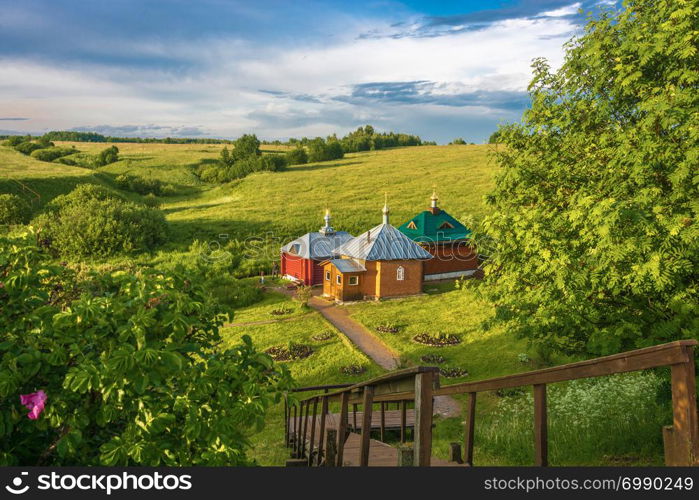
[397,209,471,242]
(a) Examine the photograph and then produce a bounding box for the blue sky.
[0,0,617,143]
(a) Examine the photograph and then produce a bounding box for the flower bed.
[439,367,468,378]
[340,364,367,376]
[420,353,446,364]
[265,343,313,361]
[413,332,462,346]
[311,331,334,341]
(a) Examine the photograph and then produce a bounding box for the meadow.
[0,141,670,466]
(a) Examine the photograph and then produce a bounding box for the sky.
[0,0,618,143]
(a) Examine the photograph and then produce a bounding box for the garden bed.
[340,364,367,376]
[413,332,462,346]
[420,353,446,364]
[311,331,334,341]
[265,343,313,361]
[439,366,468,378]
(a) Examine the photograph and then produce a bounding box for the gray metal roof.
[332,223,433,261]
[281,231,353,260]
[328,258,367,273]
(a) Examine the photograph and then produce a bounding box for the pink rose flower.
[19,390,47,420]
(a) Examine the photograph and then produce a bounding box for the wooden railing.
[285,340,698,466]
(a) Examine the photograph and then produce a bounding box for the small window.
[438,221,455,230]
[406,221,417,230]
[289,243,301,255]
[396,266,405,281]
[349,276,359,286]
[325,271,331,281]
[336,275,342,285]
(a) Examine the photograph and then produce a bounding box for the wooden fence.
[285,340,698,466]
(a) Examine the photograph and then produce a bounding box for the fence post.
[301,399,310,459]
[449,442,463,464]
[317,396,328,466]
[360,386,375,466]
[292,404,298,456]
[284,396,289,447]
[353,403,358,431]
[380,402,386,442]
[308,398,318,466]
[397,446,414,466]
[336,392,349,466]
[666,345,699,465]
[325,428,337,467]
[414,371,434,466]
[400,400,407,443]
[534,384,548,466]
[464,392,476,466]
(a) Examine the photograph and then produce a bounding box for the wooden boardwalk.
[288,411,460,467]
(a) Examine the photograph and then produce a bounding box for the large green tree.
[479,0,698,355]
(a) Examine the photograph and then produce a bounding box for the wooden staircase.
[284,340,699,467]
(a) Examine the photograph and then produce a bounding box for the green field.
[0,141,665,466]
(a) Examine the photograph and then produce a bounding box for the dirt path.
[268,286,462,418]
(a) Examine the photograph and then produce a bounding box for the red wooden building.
[280,210,353,285]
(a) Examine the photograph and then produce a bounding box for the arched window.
[396,266,405,281]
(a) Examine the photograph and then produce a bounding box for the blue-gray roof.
[281,231,353,260]
[332,223,433,261]
[328,258,367,273]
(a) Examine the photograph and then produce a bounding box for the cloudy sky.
[0,0,616,143]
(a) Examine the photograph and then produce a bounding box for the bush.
[0,194,31,225]
[307,138,344,162]
[285,147,308,165]
[4,136,28,147]
[114,174,162,195]
[33,184,167,258]
[30,147,76,162]
[14,141,44,155]
[94,146,119,167]
[257,154,287,172]
[0,234,293,465]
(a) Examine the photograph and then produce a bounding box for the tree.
[285,147,308,165]
[477,0,699,356]
[488,130,503,144]
[231,134,261,162]
[449,138,467,145]
[94,146,119,167]
[0,233,293,465]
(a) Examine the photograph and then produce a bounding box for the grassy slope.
[158,145,496,247]
[219,295,383,465]
[0,145,102,208]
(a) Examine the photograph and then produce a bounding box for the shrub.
[115,174,162,195]
[0,234,293,466]
[0,194,31,225]
[257,154,287,172]
[295,285,312,307]
[33,185,167,258]
[14,141,44,155]
[307,138,344,162]
[4,136,29,147]
[141,193,160,208]
[285,147,308,165]
[30,147,76,162]
[94,146,119,167]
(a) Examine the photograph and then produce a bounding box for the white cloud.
[0,9,579,142]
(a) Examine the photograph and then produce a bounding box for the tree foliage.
[0,233,293,465]
[478,0,699,355]
[0,194,31,225]
[33,185,167,258]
